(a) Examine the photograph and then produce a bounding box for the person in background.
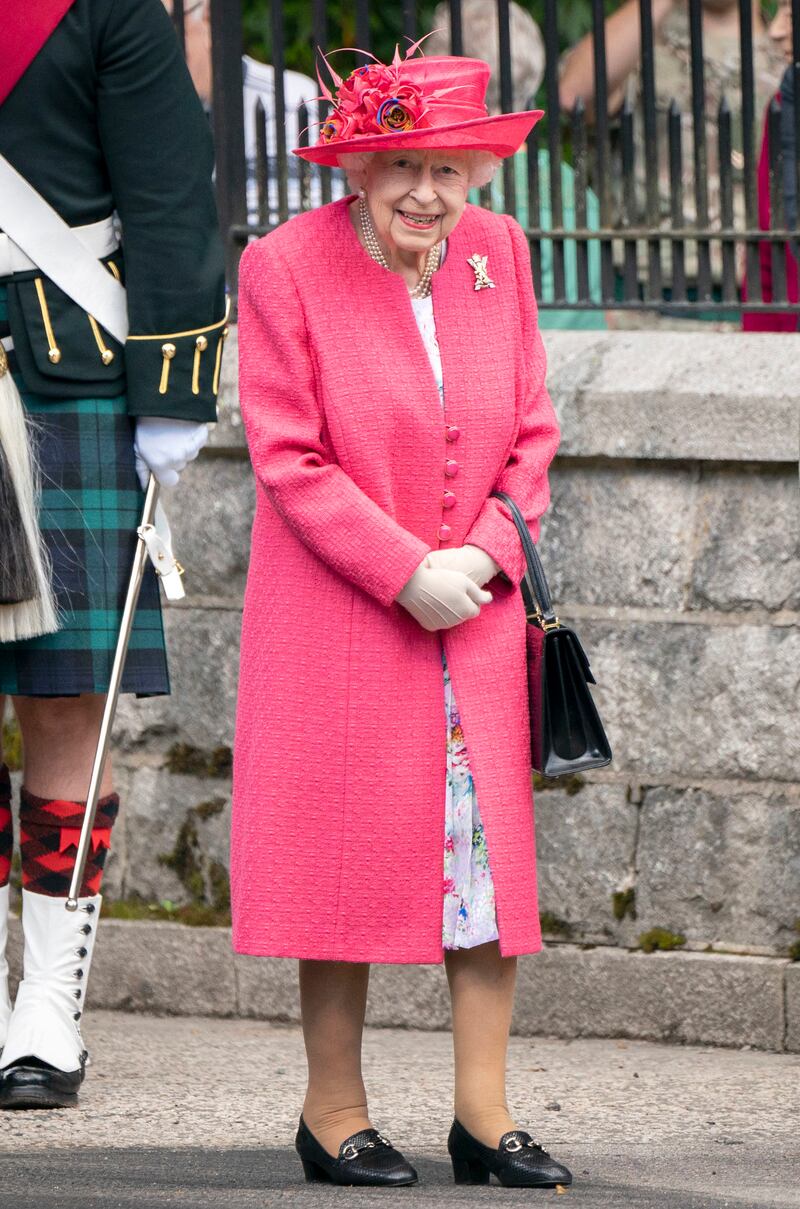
[769,0,798,234]
[0,0,225,1109]
[164,0,343,223]
[559,0,786,320]
[427,0,606,329]
[742,0,799,330]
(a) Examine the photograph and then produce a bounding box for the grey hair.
[426,0,545,113]
[337,149,500,192]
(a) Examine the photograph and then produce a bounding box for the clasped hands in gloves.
[395,545,500,632]
[133,417,209,489]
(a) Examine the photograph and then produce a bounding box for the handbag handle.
[490,491,558,627]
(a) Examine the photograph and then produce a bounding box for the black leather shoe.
[295,1116,418,1186]
[0,1056,85,1110]
[448,1118,572,1188]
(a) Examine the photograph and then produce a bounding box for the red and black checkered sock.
[0,764,11,888]
[19,787,119,897]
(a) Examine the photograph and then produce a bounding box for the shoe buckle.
[504,1139,524,1153]
[342,1135,388,1161]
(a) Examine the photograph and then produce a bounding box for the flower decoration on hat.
[316,40,467,145]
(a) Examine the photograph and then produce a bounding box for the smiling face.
[362,149,471,260]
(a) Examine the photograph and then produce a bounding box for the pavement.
[0,1013,798,1209]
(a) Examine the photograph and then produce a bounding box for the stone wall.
[11,329,797,969]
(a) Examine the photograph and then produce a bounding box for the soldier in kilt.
[0,0,226,1108]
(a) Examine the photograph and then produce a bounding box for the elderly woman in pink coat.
[232,46,571,1191]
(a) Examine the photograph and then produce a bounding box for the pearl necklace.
[359,197,441,299]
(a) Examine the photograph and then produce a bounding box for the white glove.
[133,417,209,489]
[395,558,493,632]
[425,544,500,588]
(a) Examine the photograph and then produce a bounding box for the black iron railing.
[174,0,800,315]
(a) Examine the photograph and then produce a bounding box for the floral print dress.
[411,286,500,951]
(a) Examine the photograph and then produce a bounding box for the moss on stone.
[539,912,575,938]
[789,920,800,963]
[208,859,230,912]
[165,743,232,779]
[638,927,687,954]
[157,797,231,916]
[195,797,226,821]
[532,772,585,796]
[612,888,637,922]
[1,717,22,772]
[159,814,200,886]
[101,896,230,927]
[206,747,233,777]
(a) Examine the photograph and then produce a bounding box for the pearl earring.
[358,188,366,199]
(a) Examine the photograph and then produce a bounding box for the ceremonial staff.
[66,474,182,910]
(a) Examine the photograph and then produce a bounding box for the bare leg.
[445,940,519,1147]
[12,694,113,800]
[299,959,372,1157]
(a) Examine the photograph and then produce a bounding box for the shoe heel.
[301,1158,331,1183]
[451,1157,490,1185]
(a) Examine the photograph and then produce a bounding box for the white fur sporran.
[0,344,59,642]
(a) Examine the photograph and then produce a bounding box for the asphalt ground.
[0,1013,797,1209]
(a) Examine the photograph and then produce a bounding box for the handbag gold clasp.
[527,607,561,632]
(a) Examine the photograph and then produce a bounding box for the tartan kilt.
[0,291,169,698]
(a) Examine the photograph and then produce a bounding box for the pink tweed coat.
[231,196,560,964]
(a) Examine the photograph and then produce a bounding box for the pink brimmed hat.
[293,46,543,166]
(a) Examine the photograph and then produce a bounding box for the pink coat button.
[444,460,459,478]
[438,523,452,540]
[442,490,456,509]
[445,425,461,442]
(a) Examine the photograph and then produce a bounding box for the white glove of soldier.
[395,557,493,632]
[425,544,500,588]
[133,417,209,489]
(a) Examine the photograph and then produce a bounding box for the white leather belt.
[0,216,119,279]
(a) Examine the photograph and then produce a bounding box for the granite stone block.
[234,954,300,1021]
[167,456,255,601]
[635,786,800,951]
[120,767,231,906]
[551,331,800,462]
[785,963,800,1052]
[115,606,241,754]
[582,619,800,782]
[534,782,639,945]
[513,947,786,1049]
[543,466,694,610]
[689,467,800,612]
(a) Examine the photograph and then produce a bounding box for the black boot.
[295,1116,418,1186]
[448,1118,573,1188]
[0,1057,84,1110]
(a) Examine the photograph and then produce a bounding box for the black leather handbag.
[491,491,612,778]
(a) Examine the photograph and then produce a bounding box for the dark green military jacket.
[0,0,227,422]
